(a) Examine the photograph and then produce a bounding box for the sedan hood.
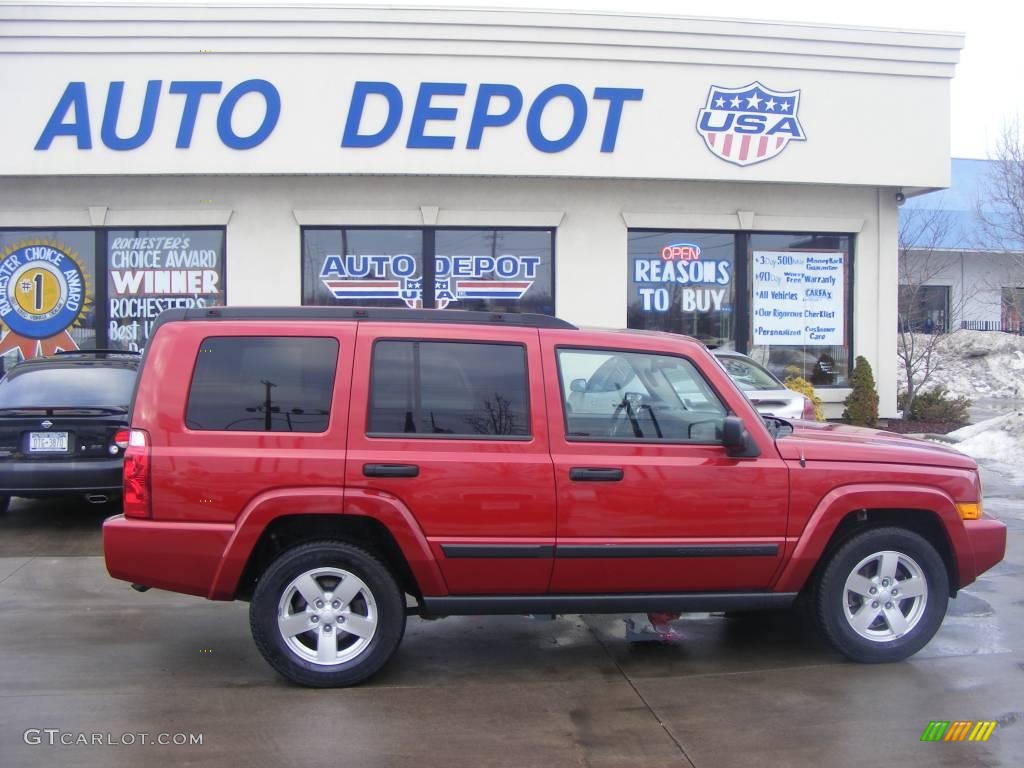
[776,420,977,470]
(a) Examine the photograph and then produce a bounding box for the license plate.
[29,431,69,452]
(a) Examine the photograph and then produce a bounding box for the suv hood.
[776,420,976,470]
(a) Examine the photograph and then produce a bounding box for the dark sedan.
[0,350,139,512]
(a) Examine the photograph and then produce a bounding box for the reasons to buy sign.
[751,250,844,345]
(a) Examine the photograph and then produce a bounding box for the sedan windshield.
[715,356,784,392]
[0,364,136,409]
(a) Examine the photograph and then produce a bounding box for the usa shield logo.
[696,82,806,166]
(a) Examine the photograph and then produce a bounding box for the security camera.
[894,190,906,205]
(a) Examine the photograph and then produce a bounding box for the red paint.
[103,316,1006,607]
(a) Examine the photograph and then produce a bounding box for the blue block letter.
[467,84,523,150]
[342,82,403,148]
[408,82,466,149]
[526,84,587,153]
[35,82,92,150]
[101,80,162,151]
[593,87,643,152]
[169,81,223,148]
[216,79,280,150]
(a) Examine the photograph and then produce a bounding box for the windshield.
[715,355,783,391]
[0,364,137,409]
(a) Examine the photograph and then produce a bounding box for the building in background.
[899,159,1024,335]
[0,3,965,417]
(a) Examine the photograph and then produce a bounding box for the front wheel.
[816,527,949,663]
[250,541,406,687]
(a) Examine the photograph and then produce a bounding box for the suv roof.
[154,306,578,330]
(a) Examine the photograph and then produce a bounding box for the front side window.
[557,348,726,443]
[368,341,530,438]
[185,337,338,432]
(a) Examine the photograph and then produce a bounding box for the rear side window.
[186,337,339,432]
[368,341,530,438]
[0,364,137,409]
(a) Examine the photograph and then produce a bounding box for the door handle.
[363,463,420,478]
[569,467,624,482]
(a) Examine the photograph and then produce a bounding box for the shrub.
[783,375,824,421]
[900,386,972,424]
[843,356,879,427]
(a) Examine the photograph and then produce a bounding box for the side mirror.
[570,378,587,394]
[721,415,760,458]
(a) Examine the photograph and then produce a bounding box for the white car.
[711,351,815,420]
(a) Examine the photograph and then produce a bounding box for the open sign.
[660,243,702,262]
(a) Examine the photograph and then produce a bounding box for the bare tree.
[897,205,972,416]
[976,120,1024,329]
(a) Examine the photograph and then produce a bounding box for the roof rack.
[167,306,577,330]
[53,349,142,356]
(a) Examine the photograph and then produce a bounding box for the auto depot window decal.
[302,228,554,315]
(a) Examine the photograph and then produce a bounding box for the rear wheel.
[816,527,948,663]
[250,541,406,687]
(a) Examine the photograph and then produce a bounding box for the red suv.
[103,307,1006,687]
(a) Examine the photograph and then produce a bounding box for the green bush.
[783,375,824,421]
[900,386,972,424]
[843,356,879,427]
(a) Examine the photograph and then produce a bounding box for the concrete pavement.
[0,477,1021,768]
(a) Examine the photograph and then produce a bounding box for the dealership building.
[0,3,964,417]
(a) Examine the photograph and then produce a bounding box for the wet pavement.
[1,477,1022,768]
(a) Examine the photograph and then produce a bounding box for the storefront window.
[747,233,852,386]
[0,230,98,372]
[303,229,424,308]
[107,229,226,351]
[899,284,950,334]
[627,231,736,347]
[302,227,554,313]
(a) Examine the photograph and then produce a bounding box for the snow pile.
[949,412,1024,463]
[898,331,1024,400]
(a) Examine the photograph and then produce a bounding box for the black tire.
[250,541,406,687]
[0,495,10,514]
[816,527,948,663]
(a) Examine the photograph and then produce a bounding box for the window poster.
[107,229,225,350]
[751,250,845,346]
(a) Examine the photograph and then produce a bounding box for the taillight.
[123,429,151,519]
[801,397,816,421]
[112,428,130,453]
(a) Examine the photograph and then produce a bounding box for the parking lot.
[1,463,1021,768]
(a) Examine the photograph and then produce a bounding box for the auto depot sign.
[0,53,950,186]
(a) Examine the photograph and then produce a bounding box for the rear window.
[185,336,339,432]
[368,340,530,438]
[0,364,136,408]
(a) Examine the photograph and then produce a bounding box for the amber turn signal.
[956,502,982,521]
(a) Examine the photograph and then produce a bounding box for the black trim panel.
[441,544,554,559]
[555,544,779,559]
[421,592,797,616]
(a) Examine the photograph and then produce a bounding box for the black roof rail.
[167,306,577,330]
[53,349,142,356]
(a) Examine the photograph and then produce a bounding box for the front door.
[541,336,789,594]
[345,323,556,595]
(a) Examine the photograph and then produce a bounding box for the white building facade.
[0,3,964,417]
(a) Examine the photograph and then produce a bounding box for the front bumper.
[103,514,234,599]
[0,457,123,497]
[962,515,1007,585]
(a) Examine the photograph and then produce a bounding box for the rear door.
[345,323,555,595]
[542,332,790,594]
